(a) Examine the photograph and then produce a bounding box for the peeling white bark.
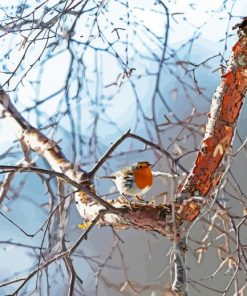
[204,50,237,140]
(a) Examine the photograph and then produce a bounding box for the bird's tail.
[95,175,116,180]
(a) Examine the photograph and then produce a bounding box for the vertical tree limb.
[171,18,247,296]
[178,18,247,222]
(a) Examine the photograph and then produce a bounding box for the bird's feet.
[135,194,146,204]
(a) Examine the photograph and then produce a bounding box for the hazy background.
[0,1,247,295]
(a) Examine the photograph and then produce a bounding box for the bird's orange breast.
[134,166,153,189]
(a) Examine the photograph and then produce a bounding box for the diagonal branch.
[0,97,176,238]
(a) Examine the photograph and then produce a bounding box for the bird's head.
[134,161,152,169]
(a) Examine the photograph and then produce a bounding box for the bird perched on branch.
[99,161,153,200]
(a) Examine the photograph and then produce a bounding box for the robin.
[99,161,153,200]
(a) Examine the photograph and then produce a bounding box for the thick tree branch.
[177,18,247,222]
[170,17,247,295]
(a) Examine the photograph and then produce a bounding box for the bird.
[99,161,153,200]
